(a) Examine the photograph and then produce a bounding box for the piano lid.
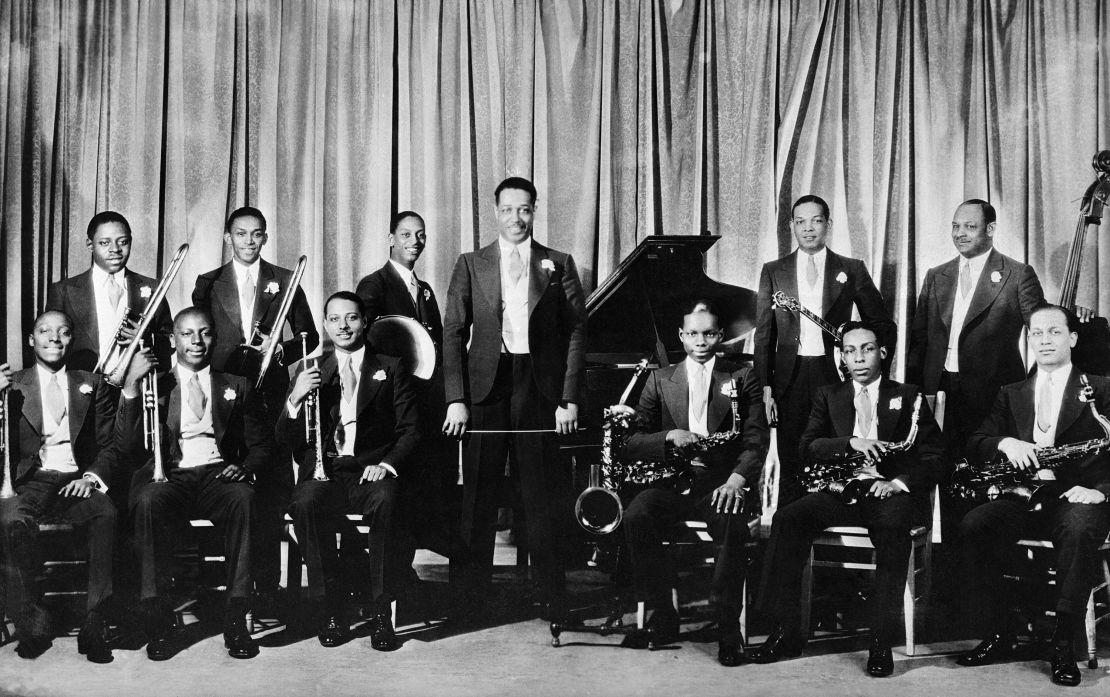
[586,235,756,366]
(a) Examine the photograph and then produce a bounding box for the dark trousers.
[959,497,1110,636]
[936,371,992,461]
[462,353,572,604]
[776,356,840,505]
[623,486,749,623]
[130,463,254,603]
[0,469,116,638]
[759,491,917,644]
[252,374,294,592]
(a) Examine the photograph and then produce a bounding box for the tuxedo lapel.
[125,269,153,315]
[474,243,502,316]
[707,367,732,433]
[355,354,384,418]
[66,373,93,442]
[163,371,182,445]
[875,381,900,442]
[383,262,420,317]
[778,253,799,301]
[823,251,844,316]
[937,259,958,332]
[963,249,1007,328]
[211,372,231,445]
[1015,376,1037,442]
[73,270,99,347]
[664,363,691,429]
[213,262,243,341]
[528,242,549,317]
[832,382,857,438]
[254,260,278,325]
[16,370,43,436]
[1054,369,1087,439]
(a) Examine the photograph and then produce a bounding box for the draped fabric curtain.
[2,0,1108,375]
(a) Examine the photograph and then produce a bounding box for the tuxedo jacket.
[623,361,769,490]
[906,248,1044,398]
[275,351,420,483]
[45,268,173,372]
[118,369,274,495]
[5,367,116,485]
[191,258,319,375]
[753,250,894,398]
[967,371,1110,496]
[800,378,946,494]
[355,262,444,348]
[443,239,587,406]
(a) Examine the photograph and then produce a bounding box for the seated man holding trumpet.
[751,320,945,677]
[618,300,768,666]
[0,311,118,663]
[117,307,274,661]
[277,291,420,651]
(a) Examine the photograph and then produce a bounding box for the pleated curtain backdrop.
[1,0,1108,375]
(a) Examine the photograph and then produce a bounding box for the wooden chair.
[174,519,257,631]
[0,520,91,644]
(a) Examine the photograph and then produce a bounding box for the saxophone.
[802,393,923,504]
[949,375,1110,511]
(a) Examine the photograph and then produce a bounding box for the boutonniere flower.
[990,271,1002,283]
[223,387,237,401]
[139,285,152,299]
[720,382,732,396]
[541,259,556,272]
[889,396,902,411]
[265,281,280,295]
[835,271,848,284]
[373,369,387,381]
[423,288,431,301]
[79,383,93,395]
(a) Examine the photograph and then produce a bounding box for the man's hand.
[289,365,322,409]
[555,403,578,435]
[848,438,889,463]
[442,402,469,438]
[763,386,778,426]
[217,464,250,482]
[997,437,1039,471]
[711,473,747,514]
[115,317,138,346]
[360,464,391,484]
[59,478,96,498]
[122,348,158,398]
[666,429,701,451]
[1060,486,1107,504]
[0,362,11,392]
[867,479,902,499]
[1075,306,1096,324]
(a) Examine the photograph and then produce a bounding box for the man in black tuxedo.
[442,176,587,619]
[751,321,945,677]
[754,195,895,503]
[191,206,319,607]
[906,199,1045,457]
[618,301,768,666]
[955,305,1110,687]
[118,307,274,660]
[277,291,420,650]
[45,210,173,376]
[0,311,118,663]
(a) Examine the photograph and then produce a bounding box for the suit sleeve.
[904,270,934,388]
[86,377,117,484]
[1016,263,1046,323]
[279,287,318,365]
[966,386,1014,463]
[559,254,588,405]
[623,372,668,462]
[274,364,309,460]
[753,264,775,393]
[799,386,850,461]
[733,368,769,482]
[850,259,896,355]
[44,281,63,313]
[114,393,146,462]
[191,274,213,310]
[442,255,473,405]
[355,273,388,323]
[380,359,420,474]
[240,384,275,474]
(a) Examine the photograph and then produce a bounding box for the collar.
[684,355,716,378]
[336,345,366,373]
[959,248,990,275]
[176,364,212,385]
[1036,362,1073,387]
[232,258,262,283]
[35,363,67,386]
[389,259,417,284]
[498,238,532,262]
[796,247,827,270]
[91,264,126,287]
[854,376,882,400]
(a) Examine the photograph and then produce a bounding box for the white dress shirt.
[176,365,222,468]
[499,239,531,354]
[389,259,420,305]
[326,346,396,477]
[944,250,989,372]
[233,258,262,342]
[1033,363,1072,447]
[685,356,715,437]
[91,264,129,374]
[36,364,76,473]
[795,248,827,356]
[851,379,881,441]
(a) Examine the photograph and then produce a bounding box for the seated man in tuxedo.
[751,320,945,677]
[619,300,768,666]
[955,304,1110,687]
[277,291,419,651]
[0,311,118,663]
[117,307,273,660]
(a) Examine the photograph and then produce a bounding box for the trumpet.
[300,332,328,481]
[138,341,167,484]
[224,255,308,389]
[1,388,15,498]
[96,243,189,387]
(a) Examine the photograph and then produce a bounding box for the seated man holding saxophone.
[751,320,945,678]
[618,299,768,666]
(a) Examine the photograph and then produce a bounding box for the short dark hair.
[791,195,830,220]
[959,198,996,226]
[173,306,216,331]
[494,177,538,206]
[226,206,267,234]
[1029,303,1078,333]
[839,320,882,347]
[32,309,73,332]
[391,210,425,234]
[324,290,366,318]
[680,298,720,324]
[86,211,132,240]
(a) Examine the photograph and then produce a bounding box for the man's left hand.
[60,478,96,498]
[217,464,250,482]
[1075,306,1096,324]
[1061,486,1107,504]
[711,474,747,514]
[555,403,578,435]
[360,465,391,484]
[867,479,902,499]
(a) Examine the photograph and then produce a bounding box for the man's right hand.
[763,386,778,426]
[443,402,469,438]
[0,362,11,392]
[122,349,157,398]
[998,437,1039,471]
[666,429,701,451]
[849,437,888,463]
[289,365,322,408]
[115,317,138,346]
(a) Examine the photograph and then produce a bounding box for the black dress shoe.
[224,617,260,659]
[717,625,746,667]
[145,631,175,661]
[749,625,804,664]
[369,613,398,652]
[318,614,349,648]
[77,617,113,664]
[14,636,52,659]
[866,639,894,677]
[1050,642,1081,687]
[621,610,680,650]
[955,633,1016,667]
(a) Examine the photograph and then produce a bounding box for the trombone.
[1,389,14,498]
[224,255,308,389]
[139,340,168,483]
[300,332,328,481]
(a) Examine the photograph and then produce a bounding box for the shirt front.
[176,364,221,468]
[851,379,881,440]
[684,356,716,437]
[389,259,420,305]
[335,346,364,458]
[232,258,262,342]
[1033,363,1072,448]
[91,264,129,374]
[36,364,75,473]
[944,250,989,372]
[795,248,827,356]
[499,239,531,353]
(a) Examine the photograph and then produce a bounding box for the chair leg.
[391,599,398,628]
[904,548,915,657]
[800,548,814,638]
[636,601,646,630]
[739,577,748,639]
[1085,590,1097,668]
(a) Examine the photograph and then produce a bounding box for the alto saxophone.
[0,389,14,498]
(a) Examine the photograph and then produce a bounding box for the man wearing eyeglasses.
[618,300,768,666]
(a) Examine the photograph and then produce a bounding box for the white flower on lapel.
[541,259,556,272]
[224,387,237,401]
[990,271,1002,283]
[265,281,280,295]
[139,285,152,299]
[835,271,848,284]
[889,396,902,411]
[79,383,93,395]
[423,288,431,301]
[720,382,732,396]
[373,369,387,381]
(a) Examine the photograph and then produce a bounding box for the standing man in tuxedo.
[754,195,895,503]
[442,176,587,620]
[0,311,118,663]
[618,300,768,666]
[906,199,1045,457]
[118,307,273,660]
[191,206,319,609]
[751,321,945,677]
[45,210,173,376]
[955,305,1110,687]
[277,291,420,651]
